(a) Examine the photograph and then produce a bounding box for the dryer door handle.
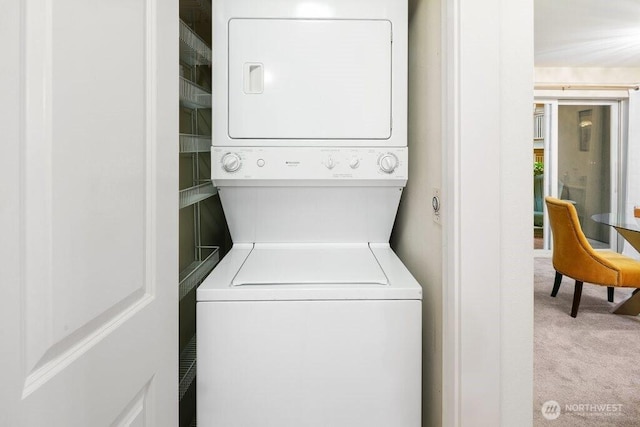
[243,63,264,94]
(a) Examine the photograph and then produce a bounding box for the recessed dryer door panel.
[228,19,392,140]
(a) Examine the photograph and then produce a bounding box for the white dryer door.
[228,19,392,140]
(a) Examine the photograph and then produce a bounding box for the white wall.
[535,67,640,85]
[392,0,443,426]
[535,67,640,99]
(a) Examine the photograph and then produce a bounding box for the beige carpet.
[534,257,640,426]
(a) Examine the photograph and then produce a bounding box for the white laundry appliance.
[197,0,422,426]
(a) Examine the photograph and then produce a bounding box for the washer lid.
[196,243,422,301]
[232,243,388,286]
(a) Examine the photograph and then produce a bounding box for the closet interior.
[178,1,231,425]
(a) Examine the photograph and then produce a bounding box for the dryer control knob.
[349,157,360,169]
[325,157,336,170]
[379,153,398,174]
[222,153,242,173]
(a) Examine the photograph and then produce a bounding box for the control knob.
[221,153,242,173]
[325,157,336,170]
[379,153,398,174]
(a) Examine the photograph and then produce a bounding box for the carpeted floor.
[534,257,640,426]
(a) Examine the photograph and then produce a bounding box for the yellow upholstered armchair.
[545,197,640,317]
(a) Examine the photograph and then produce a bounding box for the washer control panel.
[212,147,408,182]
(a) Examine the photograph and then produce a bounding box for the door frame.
[441,0,533,425]
[534,96,625,251]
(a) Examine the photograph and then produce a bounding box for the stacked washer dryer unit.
[197,0,422,426]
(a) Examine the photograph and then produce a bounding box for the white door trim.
[442,0,534,425]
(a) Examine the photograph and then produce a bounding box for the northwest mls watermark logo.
[541,400,561,420]
[541,400,624,420]
[565,403,623,417]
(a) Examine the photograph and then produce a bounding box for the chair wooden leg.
[551,272,563,297]
[571,281,584,318]
[607,287,614,302]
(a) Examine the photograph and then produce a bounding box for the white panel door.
[228,19,392,140]
[0,0,178,426]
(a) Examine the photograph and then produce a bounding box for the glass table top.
[592,213,640,233]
